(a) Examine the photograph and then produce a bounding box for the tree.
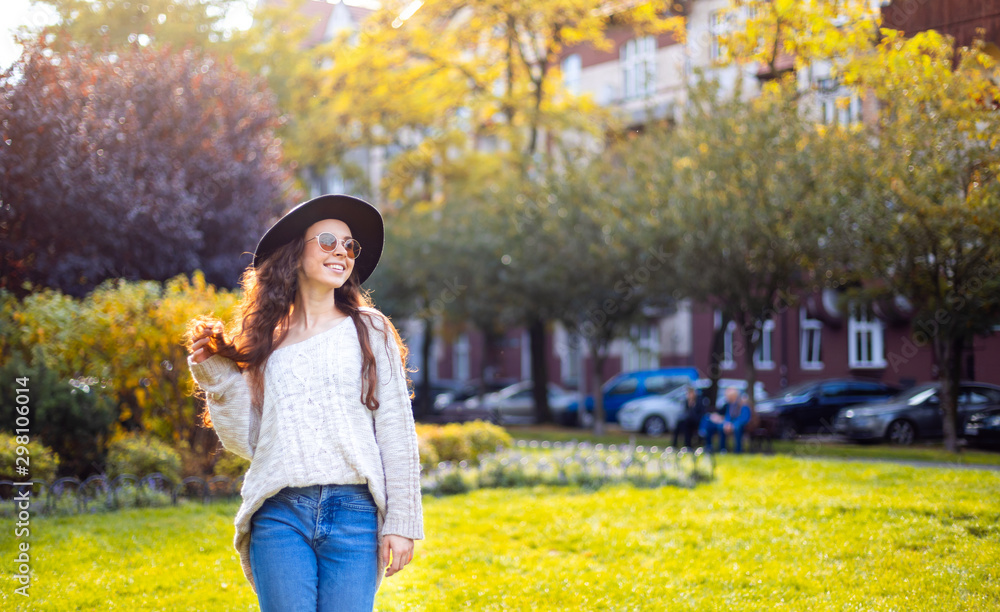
[31,0,242,52]
[718,0,881,75]
[658,74,829,412]
[326,0,683,421]
[543,139,674,435]
[0,37,295,296]
[835,31,1000,452]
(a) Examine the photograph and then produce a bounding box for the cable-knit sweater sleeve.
[187,353,258,461]
[368,314,424,541]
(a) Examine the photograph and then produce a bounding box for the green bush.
[213,451,250,479]
[462,420,513,460]
[416,434,439,470]
[105,432,182,485]
[0,433,60,483]
[427,424,471,462]
[0,352,115,478]
[415,421,511,468]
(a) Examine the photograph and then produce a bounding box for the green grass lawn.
[506,424,1000,467]
[2,455,998,610]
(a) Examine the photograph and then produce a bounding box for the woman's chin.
[302,273,350,291]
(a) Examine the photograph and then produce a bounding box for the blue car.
[565,367,701,426]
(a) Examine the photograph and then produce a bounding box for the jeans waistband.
[282,483,370,498]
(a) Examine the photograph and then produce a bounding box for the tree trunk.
[590,343,606,436]
[741,322,760,433]
[706,312,729,407]
[529,315,551,423]
[416,317,434,419]
[479,326,499,399]
[939,333,964,453]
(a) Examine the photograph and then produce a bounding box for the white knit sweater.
[186,306,424,596]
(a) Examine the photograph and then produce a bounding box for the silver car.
[834,382,1000,445]
[463,381,576,424]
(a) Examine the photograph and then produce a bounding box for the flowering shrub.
[415,420,511,469]
[420,439,715,497]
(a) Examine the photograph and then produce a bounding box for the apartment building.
[436,0,1000,395]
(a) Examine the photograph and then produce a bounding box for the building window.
[818,78,862,126]
[562,53,581,96]
[848,304,886,369]
[820,94,861,125]
[709,4,758,63]
[621,36,656,100]
[800,308,824,370]
[624,323,660,371]
[708,9,734,63]
[721,320,738,371]
[754,319,775,370]
[453,333,470,381]
[555,325,582,389]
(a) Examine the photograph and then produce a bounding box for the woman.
[185,194,423,611]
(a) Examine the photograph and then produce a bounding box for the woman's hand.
[188,323,223,364]
[381,534,414,578]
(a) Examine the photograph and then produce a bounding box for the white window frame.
[555,325,582,388]
[709,4,759,63]
[621,36,656,100]
[708,9,734,63]
[562,53,581,96]
[721,320,738,371]
[624,322,660,371]
[753,319,776,370]
[817,77,862,126]
[848,304,886,369]
[453,333,470,381]
[800,308,824,370]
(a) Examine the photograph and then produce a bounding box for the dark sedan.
[834,382,1000,445]
[964,406,1000,449]
[755,379,900,439]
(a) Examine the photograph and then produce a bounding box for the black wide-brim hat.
[253,194,384,285]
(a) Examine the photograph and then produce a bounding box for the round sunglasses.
[306,232,362,259]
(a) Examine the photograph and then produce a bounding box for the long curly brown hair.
[185,234,410,429]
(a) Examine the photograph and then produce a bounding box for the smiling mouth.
[324,263,346,273]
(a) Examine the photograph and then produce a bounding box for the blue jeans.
[249,483,379,612]
[701,419,746,453]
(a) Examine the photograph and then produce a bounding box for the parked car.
[756,379,900,439]
[567,367,701,426]
[463,381,577,424]
[410,381,465,417]
[432,380,514,412]
[964,406,1000,449]
[618,378,767,436]
[414,379,516,424]
[834,382,1000,445]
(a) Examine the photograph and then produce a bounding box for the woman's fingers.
[382,538,414,577]
[381,540,391,571]
[189,335,218,364]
